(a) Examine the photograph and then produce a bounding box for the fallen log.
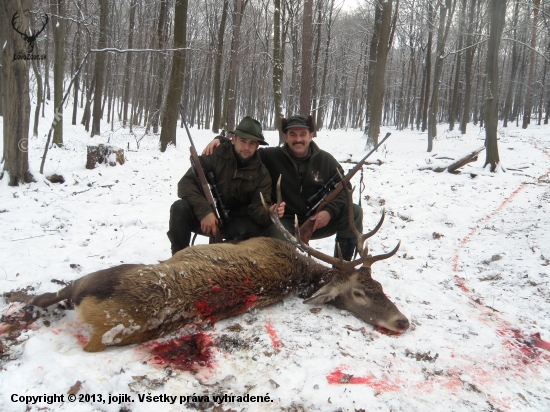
[421,146,485,174]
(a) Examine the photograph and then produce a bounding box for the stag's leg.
[83,331,107,352]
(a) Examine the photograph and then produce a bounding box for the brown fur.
[6,237,408,352]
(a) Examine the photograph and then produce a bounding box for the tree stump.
[86,144,125,169]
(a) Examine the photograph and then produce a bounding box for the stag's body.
[10,236,408,352]
[8,179,409,352]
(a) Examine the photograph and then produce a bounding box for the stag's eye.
[353,290,366,299]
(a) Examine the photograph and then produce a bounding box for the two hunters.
[197,114,388,262]
[167,113,285,255]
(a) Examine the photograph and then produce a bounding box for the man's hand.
[202,139,221,155]
[269,201,286,218]
[310,210,331,232]
[200,212,219,236]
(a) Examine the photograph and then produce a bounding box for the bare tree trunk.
[366,1,393,149]
[151,0,168,134]
[459,0,478,134]
[365,1,383,131]
[212,0,229,134]
[521,0,540,129]
[1,0,34,185]
[122,0,137,127]
[427,0,454,152]
[159,0,188,152]
[502,0,520,127]
[72,18,82,126]
[316,0,334,131]
[31,55,43,138]
[421,1,434,133]
[484,0,507,172]
[273,0,284,143]
[50,0,66,146]
[299,0,313,116]
[226,0,244,132]
[449,0,466,131]
[91,0,108,137]
[310,0,323,133]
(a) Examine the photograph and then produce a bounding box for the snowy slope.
[1,114,549,411]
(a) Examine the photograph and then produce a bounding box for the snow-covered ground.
[1,112,549,411]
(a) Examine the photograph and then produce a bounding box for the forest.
[0,0,547,184]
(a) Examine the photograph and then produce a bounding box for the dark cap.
[230,116,269,145]
[282,115,315,133]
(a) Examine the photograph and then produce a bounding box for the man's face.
[284,127,313,158]
[231,135,260,160]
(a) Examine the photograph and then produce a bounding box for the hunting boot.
[334,236,357,262]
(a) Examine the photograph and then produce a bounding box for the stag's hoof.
[3,290,36,304]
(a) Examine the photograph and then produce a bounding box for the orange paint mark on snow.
[326,369,399,391]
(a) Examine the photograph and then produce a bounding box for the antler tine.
[362,240,401,267]
[264,175,345,268]
[337,169,367,258]
[34,14,49,36]
[260,179,295,245]
[337,164,384,248]
[11,11,28,37]
[360,210,385,243]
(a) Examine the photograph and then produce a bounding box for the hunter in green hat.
[168,116,283,254]
[202,113,364,262]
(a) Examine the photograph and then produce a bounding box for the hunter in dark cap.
[203,114,363,262]
[168,116,283,254]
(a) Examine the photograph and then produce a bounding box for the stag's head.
[11,12,49,54]
[263,175,409,333]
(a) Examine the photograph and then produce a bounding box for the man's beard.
[233,147,253,166]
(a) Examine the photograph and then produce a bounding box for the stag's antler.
[337,170,401,267]
[261,175,400,272]
[32,13,49,38]
[11,12,28,39]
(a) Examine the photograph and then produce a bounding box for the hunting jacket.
[257,141,347,223]
[178,141,272,227]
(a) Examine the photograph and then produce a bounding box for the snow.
[1,112,549,411]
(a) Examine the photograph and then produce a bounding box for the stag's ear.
[303,283,339,305]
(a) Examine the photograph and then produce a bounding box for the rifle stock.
[189,146,223,243]
[298,133,391,243]
[179,103,223,244]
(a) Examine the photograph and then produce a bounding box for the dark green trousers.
[167,198,267,254]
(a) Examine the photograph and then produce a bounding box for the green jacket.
[257,141,347,222]
[178,141,272,227]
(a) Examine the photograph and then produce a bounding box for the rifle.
[298,132,392,244]
[178,103,229,244]
[305,166,344,218]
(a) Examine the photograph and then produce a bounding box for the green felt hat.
[230,117,268,145]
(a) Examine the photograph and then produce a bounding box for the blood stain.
[375,325,401,336]
[75,333,89,347]
[143,332,214,372]
[265,320,280,349]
